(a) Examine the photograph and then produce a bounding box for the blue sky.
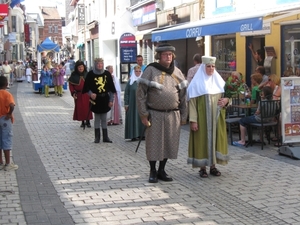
[23,0,65,17]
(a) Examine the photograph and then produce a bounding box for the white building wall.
[97,0,136,81]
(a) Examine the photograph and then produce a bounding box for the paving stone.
[2,82,300,225]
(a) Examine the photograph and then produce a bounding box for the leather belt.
[148,107,179,113]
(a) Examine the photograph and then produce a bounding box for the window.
[282,24,300,76]
[212,35,236,80]
[54,26,58,33]
[12,16,17,32]
[48,25,52,33]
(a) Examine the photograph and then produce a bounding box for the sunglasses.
[135,71,141,72]
[206,65,215,68]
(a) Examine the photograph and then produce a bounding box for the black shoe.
[149,170,158,183]
[80,122,85,128]
[86,120,91,128]
[157,170,173,182]
[131,138,138,141]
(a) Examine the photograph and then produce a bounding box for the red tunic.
[69,77,93,121]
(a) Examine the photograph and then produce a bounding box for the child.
[250,73,263,105]
[57,63,65,97]
[233,86,273,147]
[52,64,60,96]
[0,76,18,171]
[40,65,51,97]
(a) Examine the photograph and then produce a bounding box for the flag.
[10,0,25,8]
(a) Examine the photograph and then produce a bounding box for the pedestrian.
[2,60,12,88]
[136,43,188,183]
[130,55,146,78]
[57,63,65,97]
[40,65,51,97]
[64,60,72,80]
[124,65,145,141]
[25,65,32,83]
[0,76,18,171]
[52,64,60,96]
[82,58,116,143]
[106,65,122,125]
[187,56,230,178]
[187,53,202,83]
[68,60,93,128]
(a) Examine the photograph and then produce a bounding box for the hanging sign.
[78,4,85,25]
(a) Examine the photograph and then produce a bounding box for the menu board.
[281,77,300,143]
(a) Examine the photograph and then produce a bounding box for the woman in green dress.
[187,56,230,178]
[124,65,145,141]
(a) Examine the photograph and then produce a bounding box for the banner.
[0,4,8,20]
[24,24,30,43]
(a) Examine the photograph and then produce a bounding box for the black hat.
[155,43,175,52]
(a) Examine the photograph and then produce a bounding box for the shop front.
[151,15,263,79]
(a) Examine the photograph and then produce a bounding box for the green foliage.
[224,75,245,98]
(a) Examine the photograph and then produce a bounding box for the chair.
[248,99,281,150]
[226,97,244,145]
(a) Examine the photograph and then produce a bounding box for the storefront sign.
[78,4,85,25]
[152,17,263,42]
[240,22,271,36]
[281,77,300,143]
[119,33,137,63]
[132,3,156,26]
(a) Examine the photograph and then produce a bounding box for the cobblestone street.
[1,82,300,225]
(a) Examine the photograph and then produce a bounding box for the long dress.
[69,73,93,121]
[136,64,188,161]
[124,80,144,139]
[187,63,229,168]
[187,94,229,167]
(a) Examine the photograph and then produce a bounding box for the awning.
[76,42,84,48]
[10,0,25,8]
[151,15,263,42]
[135,28,155,40]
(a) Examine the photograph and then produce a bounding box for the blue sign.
[119,33,137,63]
[152,17,263,42]
[120,48,137,63]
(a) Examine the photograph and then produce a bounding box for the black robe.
[83,70,116,114]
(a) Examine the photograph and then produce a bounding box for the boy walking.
[0,76,18,171]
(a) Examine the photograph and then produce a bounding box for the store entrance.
[246,36,265,86]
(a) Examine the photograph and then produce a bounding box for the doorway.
[246,36,265,86]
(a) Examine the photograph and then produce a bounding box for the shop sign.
[119,33,137,63]
[240,22,271,36]
[281,77,300,143]
[132,3,156,26]
[78,4,85,25]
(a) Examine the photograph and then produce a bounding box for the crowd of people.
[1,44,284,178]
[0,59,38,89]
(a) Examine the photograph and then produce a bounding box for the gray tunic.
[136,65,188,161]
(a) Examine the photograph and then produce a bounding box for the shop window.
[212,35,236,80]
[283,25,300,77]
